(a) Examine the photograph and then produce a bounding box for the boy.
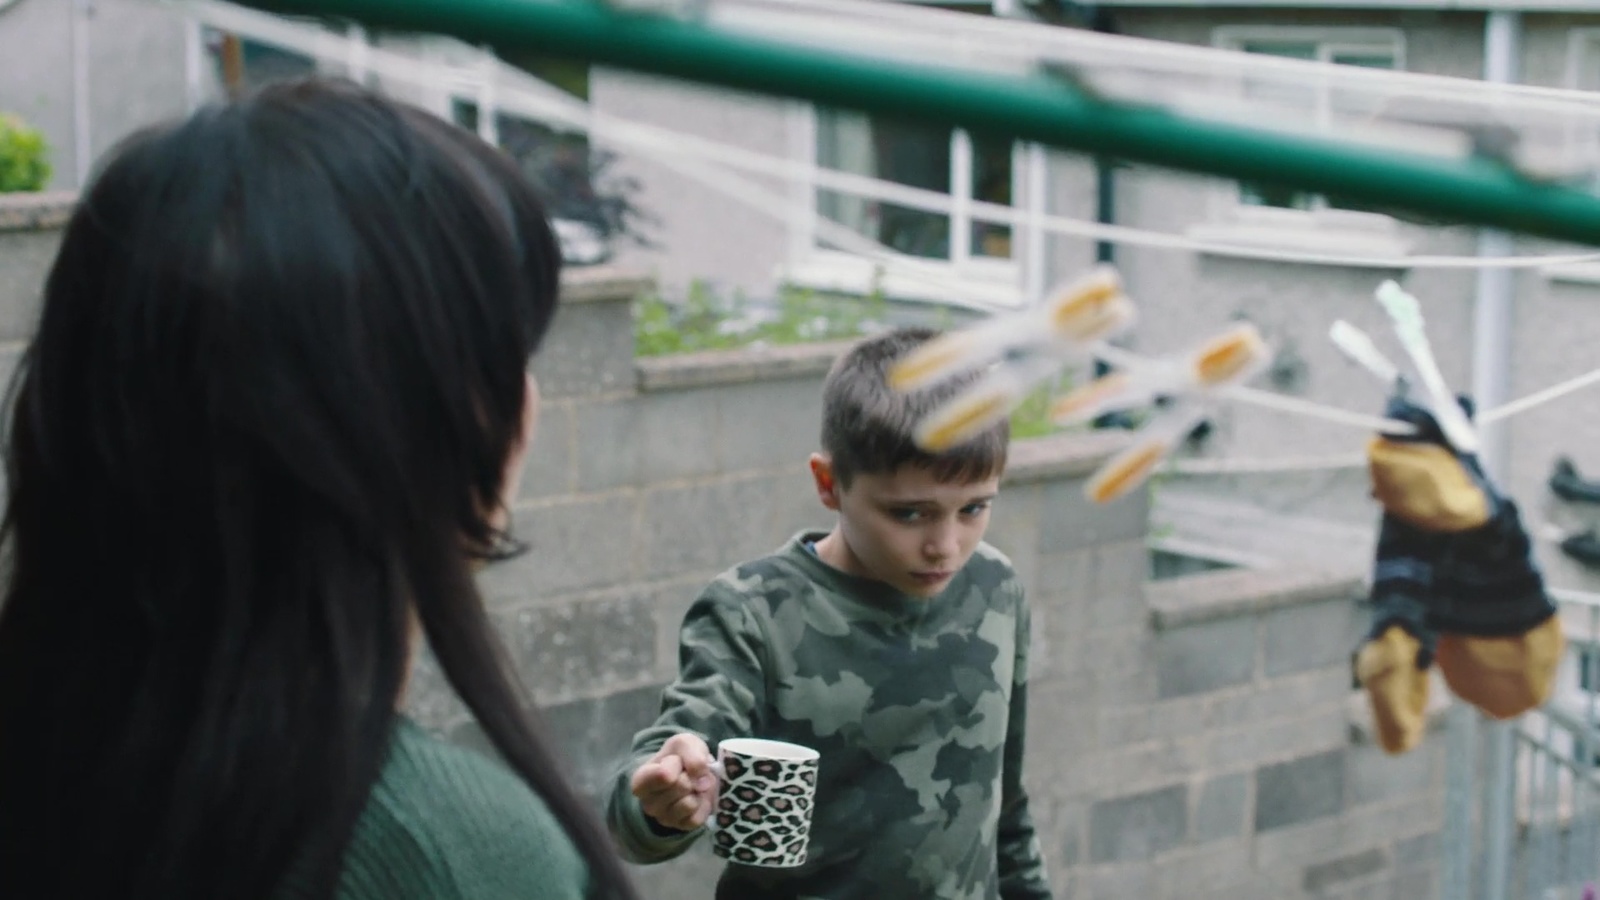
[604,327,1052,900]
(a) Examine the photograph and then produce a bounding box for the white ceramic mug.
[706,738,820,868]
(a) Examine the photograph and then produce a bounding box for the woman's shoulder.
[335,719,590,900]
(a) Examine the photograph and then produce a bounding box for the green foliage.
[634,278,889,358]
[634,277,1075,439]
[0,114,50,193]
[1009,381,1067,440]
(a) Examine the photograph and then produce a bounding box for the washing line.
[228,0,1600,247]
[1163,454,1365,475]
[174,0,1600,272]
[171,0,1600,471]
[742,0,1600,117]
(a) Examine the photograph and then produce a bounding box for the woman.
[0,78,639,900]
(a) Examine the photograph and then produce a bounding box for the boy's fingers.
[664,733,714,779]
[667,793,707,829]
[630,756,685,798]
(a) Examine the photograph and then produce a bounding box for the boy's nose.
[924,526,959,562]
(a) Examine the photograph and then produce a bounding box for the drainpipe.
[1468,12,1521,900]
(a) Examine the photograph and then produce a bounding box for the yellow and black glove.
[1357,393,1562,754]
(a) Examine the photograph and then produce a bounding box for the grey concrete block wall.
[572,2,1600,611]
[0,0,190,191]
[1043,565,1445,900]
[3,193,1451,900]
[590,68,793,300]
[407,266,1447,899]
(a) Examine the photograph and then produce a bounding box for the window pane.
[1239,40,1317,60]
[1327,48,1398,212]
[971,135,1013,259]
[1330,51,1395,69]
[1237,41,1317,119]
[497,116,596,225]
[817,108,951,259]
[1239,182,1316,211]
[1234,37,1398,212]
[500,54,590,100]
[207,32,317,94]
[451,99,480,132]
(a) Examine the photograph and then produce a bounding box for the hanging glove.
[1355,502,1440,755]
[1362,393,1561,729]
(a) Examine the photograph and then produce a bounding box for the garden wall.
[0,191,1447,899]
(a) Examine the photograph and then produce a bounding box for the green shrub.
[633,279,889,358]
[634,278,1073,439]
[0,114,51,193]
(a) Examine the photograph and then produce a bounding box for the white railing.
[1509,590,1600,900]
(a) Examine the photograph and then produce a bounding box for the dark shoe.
[1550,457,1600,504]
[1561,528,1600,567]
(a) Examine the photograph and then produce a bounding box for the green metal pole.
[240,0,1600,247]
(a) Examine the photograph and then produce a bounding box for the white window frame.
[1564,27,1600,91]
[1188,26,1412,262]
[782,104,1038,310]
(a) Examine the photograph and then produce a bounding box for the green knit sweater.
[325,718,590,900]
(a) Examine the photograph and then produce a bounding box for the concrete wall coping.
[1147,564,1364,630]
[1003,430,1129,485]
[636,339,850,391]
[637,335,1129,480]
[0,192,75,233]
[0,189,653,312]
[560,266,651,305]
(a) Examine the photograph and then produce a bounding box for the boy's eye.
[889,508,924,523]
[961,502,992,517]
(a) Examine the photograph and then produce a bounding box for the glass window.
[815,107,1016,265]
[1230,36,1400,213]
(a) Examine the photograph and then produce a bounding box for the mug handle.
[702,757,727,833]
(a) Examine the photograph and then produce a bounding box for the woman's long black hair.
[0,78,638,900]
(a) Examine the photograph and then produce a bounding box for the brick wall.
[0,191,1446,899]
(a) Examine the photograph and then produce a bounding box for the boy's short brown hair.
[820,326,1010,488]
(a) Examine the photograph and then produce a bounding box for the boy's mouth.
[910,571,954,588]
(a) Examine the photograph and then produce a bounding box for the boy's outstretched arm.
[998,602,1053,900]
[604,583,771,864]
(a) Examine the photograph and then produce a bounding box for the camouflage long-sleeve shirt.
[605,532,1052,900]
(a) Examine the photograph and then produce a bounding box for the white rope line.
[1223,386,1416,434]
[1153,365,1600,475]
[1163,454,1366,475]
[739,0,1600,118]
[1551,588,1600,611]
[171,0,1046,300]
[173,0,1600,274]
[610,120,1600,271]
[167,0,1600,455]
[1482,366,1600,425]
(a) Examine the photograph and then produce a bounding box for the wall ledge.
[1003,430,1128,485]
[0,192,659,308]
[636,339,849,392]
[560,266,651,305]
[1148,565,1364,630]
[0,192,75,233]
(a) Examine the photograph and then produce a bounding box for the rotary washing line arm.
[234,0,1600,248]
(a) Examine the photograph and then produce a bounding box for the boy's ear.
[809,453,842,511]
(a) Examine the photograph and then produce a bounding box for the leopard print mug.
[708,738,819,868]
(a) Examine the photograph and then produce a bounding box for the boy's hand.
[630,733,719,832]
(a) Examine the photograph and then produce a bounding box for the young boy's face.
[811,458,1000,598]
